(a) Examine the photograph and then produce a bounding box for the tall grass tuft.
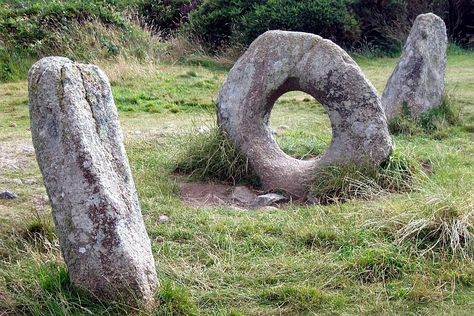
[419,93,463,132]
[389,93,463,135]
[396,195,474,259]
[175,126,423,201]
[174,126,259,186]
[310,149,424,204]
[154,280,199,316]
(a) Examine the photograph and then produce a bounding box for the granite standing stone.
[382,13,448,120]
[217,31,392,197]
[28,57,158,304]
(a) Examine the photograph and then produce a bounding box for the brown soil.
[179,181,262,209]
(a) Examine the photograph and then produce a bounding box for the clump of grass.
[310,149,423,203]
[259,285,337,313]
[389,94,463,135]
[1,261,132,315]
[300,226,340,250]
[22,214,56,243]
[14,212,58,256]
[387,275,444,303]
[154,280,199,316]
[174,126,259,186]
[405,275,444,303]
[348,245,409,283]
[420,94,462,130]
[396,195,474,259]
[388,102,424,135]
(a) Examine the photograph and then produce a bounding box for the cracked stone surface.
[28,57,158,304]
[217,30,392,197]
[382,13,448,120]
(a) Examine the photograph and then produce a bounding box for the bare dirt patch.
[179,181,279,210]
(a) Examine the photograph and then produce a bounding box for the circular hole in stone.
[270,91,332,160]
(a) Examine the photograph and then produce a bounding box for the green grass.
[309,149,424,204]
[389,93,463,136]
[1,47,474,315]
[174,126,259,186]
[112,68,219,114]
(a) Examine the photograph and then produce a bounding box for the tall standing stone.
[28,57,158,304]
[382,13,448,121]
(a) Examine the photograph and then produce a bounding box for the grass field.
[1,50,474,315]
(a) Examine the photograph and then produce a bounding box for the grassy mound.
[0,0,157,82]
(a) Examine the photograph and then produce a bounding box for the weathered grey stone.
[28,57,158,304]
[231,186,257,205]
[217,31,392,197]
[158,214,170,224]
[0,190,17,199]
[382,13,448,120]
[254,193,288,206]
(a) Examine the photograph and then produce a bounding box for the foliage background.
[0,0,472,82]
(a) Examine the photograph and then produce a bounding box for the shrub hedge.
[0,0,472,82]
[186,0,450,53]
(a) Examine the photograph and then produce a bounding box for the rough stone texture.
[28,57,158,304]
[231,186,257,205]
[382,13,448,120]
[217,30,392,197]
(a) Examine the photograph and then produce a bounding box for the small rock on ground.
[231,186,257,205]
[0,190,18,199]
[158,215,170,224]
[24,178,38,185]
[260,206,279,212]
[254,193,288,206]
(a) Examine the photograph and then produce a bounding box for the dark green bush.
[240,0,359,48]
[187,0,258,48]
[0,1,158,82]
[188,0,359,49]
[446,0,474,47]
[0,1,129,54]
[186,0,465,53]
[139,0,201,36]
[351,0,448,54]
